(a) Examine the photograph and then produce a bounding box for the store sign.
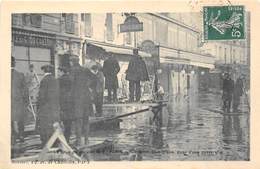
[12,28,54,48]
[120,16,143,33]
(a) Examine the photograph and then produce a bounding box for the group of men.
[222,72,245,113]
[11,48,150,148]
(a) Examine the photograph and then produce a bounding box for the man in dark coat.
[38,64,60,146]
[102,52,120,103]
[70,55,94,146]
[126,49,149,102]
[11,56,29,144]
[58,66,73,142]
[222,72,234,113]
[232,75,244,112]
[90,64,104,117]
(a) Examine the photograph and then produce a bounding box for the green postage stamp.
[203,5,245,40]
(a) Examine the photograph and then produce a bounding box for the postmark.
[203,5,245,40]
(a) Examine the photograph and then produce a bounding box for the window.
[64,13,75,34]
[84,14,92,37]
[155,21,168,46]
[81,13,85,21]
[21,14,42,27]
[30,14,42,28]
[168,26,177,48]
[125,32,132,45]
[219,46,222,60]
[179,30,186,50]
[215,45,218,56]
[105,13,114,41]
[224,48,227,63]
[233,49,236,63]
[22,14,31,26]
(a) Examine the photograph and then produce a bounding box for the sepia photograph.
[10,10,250,162]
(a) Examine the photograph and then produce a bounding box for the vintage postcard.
[0,0,259,169]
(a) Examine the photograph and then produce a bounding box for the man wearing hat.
[222,72,234,113]
[70,55,94,146]
[233,74,245,112]
[11,56,29,145]
[37,64,60,146]
[126,49,149,102]
[103,52,120,103]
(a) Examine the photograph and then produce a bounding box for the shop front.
[12,28,55,79]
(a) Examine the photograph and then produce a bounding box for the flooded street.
[89,91,250,161]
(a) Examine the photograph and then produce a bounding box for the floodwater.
[89,91,250,161]
[14,90,249,161]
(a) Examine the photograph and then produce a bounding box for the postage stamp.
[203,5,245,40]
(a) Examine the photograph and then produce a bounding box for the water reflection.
[222,115,243,144]
[87,90,249,161]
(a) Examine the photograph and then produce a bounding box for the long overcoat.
[59,73,73,120]
[11,69,29,122]
[222,78,234,100]
[102,57,120,89]
[38,74,60,134]
[126,55,149,82]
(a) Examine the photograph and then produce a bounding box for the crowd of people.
[11,49,150,148]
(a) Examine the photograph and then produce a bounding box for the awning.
[160,56,190,65]
[159,46,215,69]
[190,61,215,69]
[86,41,151,58]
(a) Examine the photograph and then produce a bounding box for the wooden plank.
[103,103,159,107]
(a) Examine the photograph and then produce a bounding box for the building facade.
[11,13,82,78]
[11,13,216,101]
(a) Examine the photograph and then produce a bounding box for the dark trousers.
[223,99,232,113]
[129,80,141,102]
[62,120,72,142]
[94,92,103,116]
[232,96,241,112]
[108,88,117,102]
[75,115,89,146]
[11,120,24,144]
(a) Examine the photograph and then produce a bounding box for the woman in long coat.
[38,64,60,146]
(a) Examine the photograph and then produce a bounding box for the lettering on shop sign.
[12,29,54,48]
